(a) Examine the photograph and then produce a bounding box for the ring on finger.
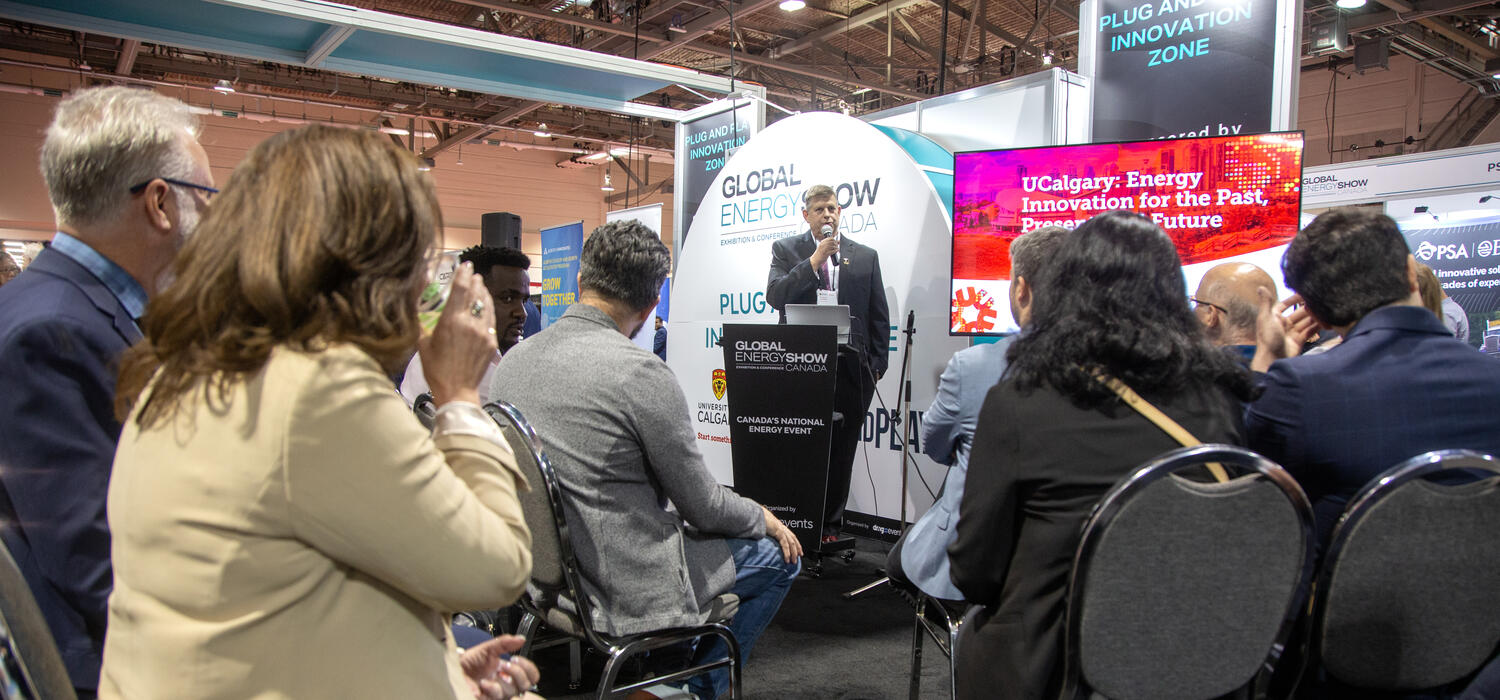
[469,300,485,317]
[486,327,496,335]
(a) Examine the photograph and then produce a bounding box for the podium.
[721,320,843,555]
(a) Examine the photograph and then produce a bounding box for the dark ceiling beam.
[606,177,670,204]
[769,0,928,57]
[1347,0,1500,33]
[460,0,669,42]
[422,0,783,158]
[1368,0,1498,59]
[115,38,138,75]
[687,43,929,99]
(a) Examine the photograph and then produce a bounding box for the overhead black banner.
[680,104,754,250]
[1092,0,1278,141]
[721,323,838,552]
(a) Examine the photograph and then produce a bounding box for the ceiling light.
[1335,0,1366,9]
[779,0,806,10]
[213,79,235,94]
[534,122,552,138]
[418,157,435,172]
[601,171,615,192]
[609,146,632,156]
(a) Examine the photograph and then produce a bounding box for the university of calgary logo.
[711,369,727,401]
[951,286,999,333]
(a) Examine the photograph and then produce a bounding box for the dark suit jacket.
[766,231,890,376]
[948,379,1244,700]
[0,247,141,691]
[1246,304,1500,549]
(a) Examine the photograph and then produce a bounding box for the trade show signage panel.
[951,132,1304,334]
[1404,221,1500,347]
[668,111,966,539]
[1091,0,1279,141]
[678,102,757,251]
[721,323,838,551]
[1302,145,1500,207]
[539,221,583,328]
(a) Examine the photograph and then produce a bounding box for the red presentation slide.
[951,132,1303,334]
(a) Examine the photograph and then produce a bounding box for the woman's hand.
[421,262,498,406]
[461,635,543,700]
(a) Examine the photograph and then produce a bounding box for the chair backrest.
[0,537,76,700]
[483,401,601,638]
[1062,444,1315,700]
[1314,449,1500,691]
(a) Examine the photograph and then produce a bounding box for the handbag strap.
[1094,372,1230,483]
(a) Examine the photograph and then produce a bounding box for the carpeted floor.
[528,538,956,699]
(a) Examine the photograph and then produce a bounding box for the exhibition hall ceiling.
[0,0,1497,164]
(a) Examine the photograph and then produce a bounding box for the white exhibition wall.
[668,111,965,534]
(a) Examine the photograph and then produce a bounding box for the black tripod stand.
[842,309,917,599]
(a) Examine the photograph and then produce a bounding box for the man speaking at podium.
[767,184,890,542]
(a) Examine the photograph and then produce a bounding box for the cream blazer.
[100,344,531,699]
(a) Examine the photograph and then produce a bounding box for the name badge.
[817,289,838,305]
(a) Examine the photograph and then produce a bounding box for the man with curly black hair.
[400,244,531,405]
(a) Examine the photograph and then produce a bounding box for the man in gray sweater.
[490,220,801,700]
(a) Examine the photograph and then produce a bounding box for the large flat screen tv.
[950,131,1304,335]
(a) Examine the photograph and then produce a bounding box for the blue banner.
[539,221,584,328]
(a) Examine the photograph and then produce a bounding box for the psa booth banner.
[539,221,583,328]
[667,112,967,541]
[1404,220,1500,348]
[1091,0,1279,140]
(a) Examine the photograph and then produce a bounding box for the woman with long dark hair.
[948,210,1253,699]
[102,126,537,699]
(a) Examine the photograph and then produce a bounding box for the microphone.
[820,224,834,238]
[905,308,915,334]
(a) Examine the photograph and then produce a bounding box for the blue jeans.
[684,536,800,700]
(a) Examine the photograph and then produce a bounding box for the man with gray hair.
[1191,261,1278,362]
[885,226,1067,601]
[0,85,211,696]
[491,220,801,700]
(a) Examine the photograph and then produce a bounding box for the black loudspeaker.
[481,212,522,250]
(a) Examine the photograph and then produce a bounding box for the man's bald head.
[1193,262,1277,346]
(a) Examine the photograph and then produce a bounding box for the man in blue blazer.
[1248,208,1500,551]
[886,226,1067,600]
[767,184,890,540]
[0,86,211,697]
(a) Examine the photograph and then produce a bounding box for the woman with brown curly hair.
[101,125,537,699]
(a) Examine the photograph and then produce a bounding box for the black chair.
[484,400,743,699]
[0,538,76,700]
[1310,449,1500,694]
[904,588,965,700]
[1060,444,1315,700]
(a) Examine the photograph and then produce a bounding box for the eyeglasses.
[1190,297,1227,314]
[493,289,531,305]
[128,177,219,200]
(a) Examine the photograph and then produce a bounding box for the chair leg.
[569,639,583,690]
[910,597,926,700]
[598,650,627,700]
[517,612,540,656]
[947,610,961,700]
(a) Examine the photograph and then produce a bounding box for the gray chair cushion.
[1078,474,1304,700]
[1321,477,1500,690]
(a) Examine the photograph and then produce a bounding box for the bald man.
[1192,262,1278,362]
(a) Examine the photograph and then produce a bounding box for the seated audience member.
[1248,208,1500,551]
[103,126,538,699]
[1416,261,1471,342]
[402,244,532,405]
[886,225,1068,602]
[0,85,210,697]
[0,252,18,286]
[947,211,1253,700]
[489,220,802,700]
[1192,261,1278,363]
